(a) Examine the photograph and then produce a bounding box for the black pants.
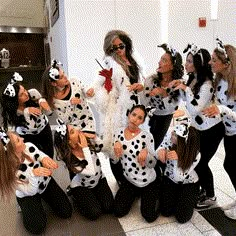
[224,134,236,192]
[114,177,161,223]
[71,177,114,220]
[160,177,199,223]
[21,123,54,158]
[195,122,225,197]
[149,114,173,149]
[17,178,72,235]
[110,159,126,186]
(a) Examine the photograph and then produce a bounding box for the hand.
[39,101,51,112]
[169,80,186,91]
[70,97,81,105]
[127,83,144,92]
[28,107,42,117]
[166,150,178,160]
[114,141,123,158]
[149,87,166,97]
[33,167,52,177]
[42,157,58,169]
[77,132,88,148]
[157,149,167,163]
[86,88,95,97]
[137,148,148,167]
[202,104,220,117]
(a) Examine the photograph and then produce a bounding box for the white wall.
[49,0,236,86]
[0,0,44,27]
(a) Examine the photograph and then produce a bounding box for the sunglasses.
[111,44,125,52]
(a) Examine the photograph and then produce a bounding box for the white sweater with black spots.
[70,147,104,189]
[142,74,181,116]
[216,79,236,136]
[16,89,49,135]
[16,142,51,198]
[53,77,96,133]
[93,51,146,153]
[180,80,222,130]
[113,128,157,187]
[157,130,200,184]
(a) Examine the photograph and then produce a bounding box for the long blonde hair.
[214,44,236,98]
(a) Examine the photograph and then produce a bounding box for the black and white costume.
[112,127,161,222]
[16,142,72,234]
[215,79,236,194]
[94,51,146,153]
[68,137,114,220]
[142,74,182,149]
[180,80,225,198]
[16,89,54,158]
[157,129,200,223]
[53,78,96,133]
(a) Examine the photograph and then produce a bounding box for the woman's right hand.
[77,132,88,148]
[33,167,52,176]
[114,141,123,158]
[157,149,167,163]
[28,107,42,117]
[149,87,166,97]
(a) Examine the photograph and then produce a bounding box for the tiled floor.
[0,135,235,235]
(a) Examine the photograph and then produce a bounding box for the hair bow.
[3,72,23,97]
[49,59,63,80]
[55,118,67,136]
[0,127,10,149]
[216,38,229,61]
[173,116,191,138]
[146,106,156,117]
[183,43,204,65]
[158,43,177,57]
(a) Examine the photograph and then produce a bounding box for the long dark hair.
[186,48,213,96]
[171,127,200,171]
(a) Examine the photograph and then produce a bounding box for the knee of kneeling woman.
[25,219,47,235]
[176,214,191,224]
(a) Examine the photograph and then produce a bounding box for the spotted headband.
[173,117,190,138]
[158,43,177,58]
[0,127,10,149]
[49,59,63,81]
[183,43,204,65]
[216,38,229,62]
[3,72,23,97]
[55,118,67,136]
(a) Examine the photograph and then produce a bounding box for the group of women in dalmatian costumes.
[0,28,236,235]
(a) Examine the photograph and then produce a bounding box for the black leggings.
[195,122,225,197]
[160,177,199,223]
[224,134,236,192]
[149,114,173,149]
[71,177,114,220]
[17,178,72,235]
[114,177,161,223]
[21,123,54,158]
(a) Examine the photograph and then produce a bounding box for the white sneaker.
[224,205,236,220]
[221,200,236,211]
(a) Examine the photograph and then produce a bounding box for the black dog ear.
[158,43,168,51]
[183,44,191,53]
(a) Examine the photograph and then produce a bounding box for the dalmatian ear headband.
[55,118,67,137]
[0,127,10,150]
[146,106,156,117]
[216,38,230,62]
[3,72,23,97]
[173,116,191,139]
[49,59,63,81]
[158,43,177,58]
[183,43,204,65]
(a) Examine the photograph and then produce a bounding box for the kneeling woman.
[157,118,200,223]
[54,119,114,220]
[112,105,161,223]
[0,129,72,235]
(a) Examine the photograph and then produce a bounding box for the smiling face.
[18,85,29,105]
[157,53,174,74]
[8,132,26,158]
[128,108,145,129]
[67,125,80,146]
[185,53,196,74]
[209,52,228,74]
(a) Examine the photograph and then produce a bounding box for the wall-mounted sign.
[50,0,59,27]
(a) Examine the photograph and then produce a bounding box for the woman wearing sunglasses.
[93,30,146,186]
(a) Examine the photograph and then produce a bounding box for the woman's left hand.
[86,88,95,97]
[77,132,88,148]
[127,83,144,92]
[166,150,178,160]
[202,104,220,117]
[70,97,81,105]
[42,157,58,169]
[138,148,148,167]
